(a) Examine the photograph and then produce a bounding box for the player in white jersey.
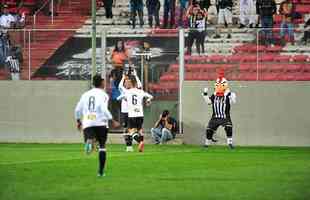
[75,74,119,177]
[118,76,153,152]
[118,71,142,149]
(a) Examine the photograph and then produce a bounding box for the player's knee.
[224,126,233,137]
[206,128,214,140]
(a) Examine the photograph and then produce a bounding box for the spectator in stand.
[301,18,310,45]
[0,30,10,67]
[279,0,295,45]
[111,40,130,84]
[146,0,161,28]
[102,0,115,19]
[195,0,211,13]
[207,0,218,25]
[163,0,176,28]
[256,0,277,46]
[239,0,257,28]
[109,69,122,123]
[186,3,200,55]
[130,0,144,29]
[0,5,17,28]
[178,0,189,28]
[214,0,233,39]
[196,10,207,55]
[151,110,177,144]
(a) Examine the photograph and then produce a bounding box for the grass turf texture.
[0,144,310,200]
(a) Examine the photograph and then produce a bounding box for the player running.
[75,74,119,177]
[117,75,153,152]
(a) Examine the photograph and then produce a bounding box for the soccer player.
[118,76,153,152]
[202,75,236,149]
[75,74,119,177]
[118,71,142,147]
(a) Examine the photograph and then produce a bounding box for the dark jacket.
[256,0,277,17]
[217,0,233,10]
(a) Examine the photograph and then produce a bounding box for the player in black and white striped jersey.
[6,55,20,80]
[202,76,236,149]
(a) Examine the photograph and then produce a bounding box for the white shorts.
[218,8,233,25]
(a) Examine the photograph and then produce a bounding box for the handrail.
[33,0,54,29]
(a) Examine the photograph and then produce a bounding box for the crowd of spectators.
[100,0,307,47]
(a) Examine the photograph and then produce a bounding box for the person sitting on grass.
[151,110,177,144]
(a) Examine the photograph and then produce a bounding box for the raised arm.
[202,88,212,105]
[118,74,126,93]
[230,92,237,104]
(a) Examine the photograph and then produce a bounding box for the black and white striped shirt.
[6,56,20,73]
[210,93,233,119]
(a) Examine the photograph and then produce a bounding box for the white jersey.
[118,75,142,114]
[118,88,153,118]
[74,88,112,129]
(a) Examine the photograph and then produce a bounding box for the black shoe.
[239,24,245,28]
[227,34,232,39]
[228,144,234,149]
[249,24,254,28]
[211,138,218,143]
[213,34,221,39]
[204,144,209,148]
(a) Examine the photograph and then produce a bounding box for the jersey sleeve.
[143,91,153,100]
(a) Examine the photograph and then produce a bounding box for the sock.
[227,137,233,145]
[126,146,133,152]
[98,148,106,175]
[139,135,144,143]
[132,133,141,143]
[205,139,211,146]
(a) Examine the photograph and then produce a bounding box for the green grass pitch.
[1,144,310,200]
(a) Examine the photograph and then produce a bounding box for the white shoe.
[126,146,133,152]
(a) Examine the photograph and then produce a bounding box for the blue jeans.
[261,16,274,45]
[151,127,173,144]
[280,21,294,40]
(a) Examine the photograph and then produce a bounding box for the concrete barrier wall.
[182,81,310,146]
[0,81,89,143]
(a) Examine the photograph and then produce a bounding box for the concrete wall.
[182,81,310,146]
[0,81,89,143]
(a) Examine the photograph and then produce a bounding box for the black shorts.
[121,112,129,128]
[83,126,108,148]
[207,118,232,131]
[128,117,144,130]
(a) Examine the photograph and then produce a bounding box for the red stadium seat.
[292,55,308,62]
[274,55,292,62]
[238,72,257,81]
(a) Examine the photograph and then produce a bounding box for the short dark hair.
[93,74,104,88]
[162,110,170,118]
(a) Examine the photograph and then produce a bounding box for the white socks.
[227,137,233,145]
[126,146,133,152]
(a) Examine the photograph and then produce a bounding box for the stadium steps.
[18,1,90,80]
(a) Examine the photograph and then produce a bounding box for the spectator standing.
[279,0,295,45]
[186,4,200,55]
[0,5,17,28]
[103,0,115,19]
[256,0,277,45]
[163,0,176,28]
[301,18,310,45]
[146,0,161,28]
[151,110,177,144]
[239,0,257,28]
[215,0,233,39]
[207,0,218,25]
[0,30,10,67]
[130,0,144,28]
[196,10,207,55]
[178,0,189,27]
